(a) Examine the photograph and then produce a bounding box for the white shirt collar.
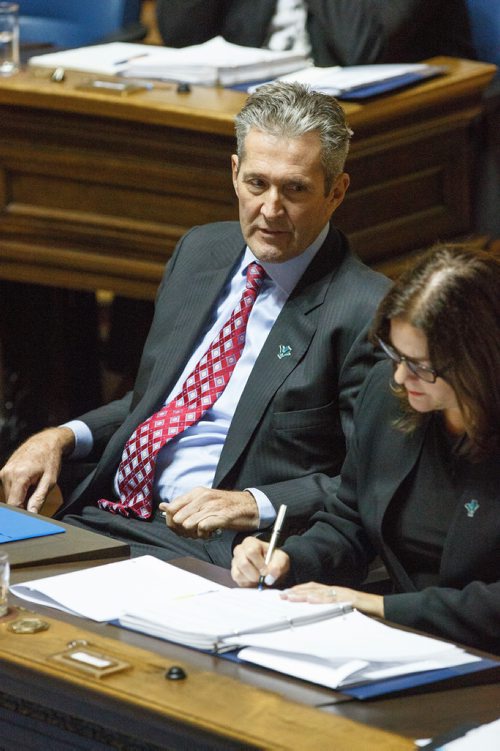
[243,222,329,296]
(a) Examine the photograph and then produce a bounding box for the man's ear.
[329,172,350,212]
[231,154,239,196]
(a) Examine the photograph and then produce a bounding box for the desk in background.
[3,557,499,750]
[0,57,496,298]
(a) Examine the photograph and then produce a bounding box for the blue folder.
[189,647,500,701]
[0,505,65,543]
[338,69,445,100]
[340,658,500,700]
[229,65,446,99]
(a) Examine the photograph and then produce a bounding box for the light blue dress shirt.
[66,224,328,528]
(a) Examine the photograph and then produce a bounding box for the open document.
[28,38,311,86]
[118,588,351,651]
[225,610,480,690]
[11,556,492,693]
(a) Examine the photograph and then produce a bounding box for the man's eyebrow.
[241,170,266,179]
[241,171,311,187]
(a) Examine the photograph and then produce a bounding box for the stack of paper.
[28,38,311,86]
[10,555,226,621]
[249,63,446,98]
[227,610,479,690]
[119,588,350,651]
[121,36,311,86]
[10,555,487,694]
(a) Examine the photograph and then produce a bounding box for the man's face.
[231,128,349,263]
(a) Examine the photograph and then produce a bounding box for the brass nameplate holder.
[50,647,131,679]
[75,79,149,96]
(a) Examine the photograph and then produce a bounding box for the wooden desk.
[3,559,499,749]
[0,57,496,298]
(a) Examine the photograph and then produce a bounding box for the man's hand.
[0,427,75,514]
[231,536,291,588]
[160,487,260,539]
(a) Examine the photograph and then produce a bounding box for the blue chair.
[18,0,146,48]
[465,0,500,65]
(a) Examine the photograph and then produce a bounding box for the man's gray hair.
[234,81,353,193]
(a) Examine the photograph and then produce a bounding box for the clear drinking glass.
[0,552,10,615]
[0,2,19,76]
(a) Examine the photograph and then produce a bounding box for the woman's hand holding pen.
[231,538,385,618]
[231,537,291,587]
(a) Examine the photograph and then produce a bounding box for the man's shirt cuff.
[247,487,276,529]
[61,420,93,459]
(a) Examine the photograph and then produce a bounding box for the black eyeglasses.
[376,337,441,384]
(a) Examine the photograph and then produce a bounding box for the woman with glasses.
[231,244,500,653]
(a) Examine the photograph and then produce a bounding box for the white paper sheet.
[438,718,500,750]
[223,609,469,662]
[28,37,310,85]
[238,643,478,690]
[119,588,352,649]
[248,62,444,95]
[10,555,226,621]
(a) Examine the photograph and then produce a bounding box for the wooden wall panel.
[0,59,495,297]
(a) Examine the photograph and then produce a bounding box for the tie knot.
[246,262,266,292]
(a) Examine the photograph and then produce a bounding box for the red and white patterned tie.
[98,262,265,519]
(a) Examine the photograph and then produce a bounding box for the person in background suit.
[157,0,474,67]
[232,245,500,653]
[1,82,388,567]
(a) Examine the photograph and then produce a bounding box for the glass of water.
[0,2,19,76]
[0,552,9,616]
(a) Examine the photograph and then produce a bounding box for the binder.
[340,658,500,700]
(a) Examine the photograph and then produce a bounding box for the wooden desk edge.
[0,609,412,750]
[0,57,496,136]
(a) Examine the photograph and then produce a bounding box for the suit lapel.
[369,419,428,590]
[213,230,341,486]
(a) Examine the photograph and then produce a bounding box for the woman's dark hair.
[372,244,500,460]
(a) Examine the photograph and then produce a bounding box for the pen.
[258,504,287,591]
[113,53,150,66]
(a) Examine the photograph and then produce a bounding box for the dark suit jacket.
[157,0,474,66]
[57,222,388,533]
[284,361,500,653]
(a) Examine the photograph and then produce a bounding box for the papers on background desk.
[247,63,446,99]
[28,39,444,95]
[122,36,311,86]
[10,555,486,693]
[28,38,311,86]
[29,42,150,76]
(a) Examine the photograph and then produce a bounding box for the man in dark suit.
[157,0,474,67]
[1,82,388,567]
